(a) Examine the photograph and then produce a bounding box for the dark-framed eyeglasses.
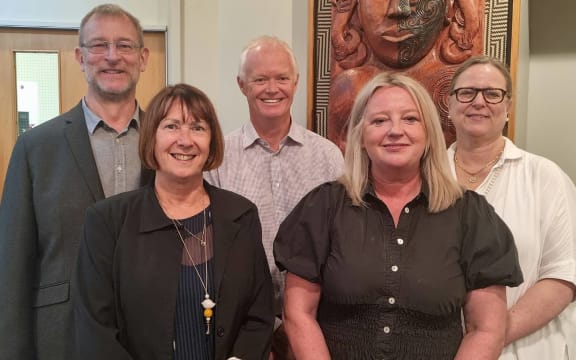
[81,40,141,55]
[450,87,508,104]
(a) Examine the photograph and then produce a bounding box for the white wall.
[183,0,308,135]
[1,0,308,136]
[525,0,576,181]
[4,0,574,182]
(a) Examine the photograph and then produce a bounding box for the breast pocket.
[33,281,69,308]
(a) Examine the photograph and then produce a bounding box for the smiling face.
[237,43,299,125]
[154,100,211,185]
[363,86,426,177]
[358,0,448,68]
[75,14,149,102]
[448,63,510,142]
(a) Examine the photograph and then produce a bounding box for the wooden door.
[0,28,166,199]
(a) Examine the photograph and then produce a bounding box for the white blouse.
[448,138,576,360]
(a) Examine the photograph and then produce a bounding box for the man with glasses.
[0,4,151,359]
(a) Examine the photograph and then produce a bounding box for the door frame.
[0,26,167,200]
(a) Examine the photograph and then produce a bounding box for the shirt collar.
[499,136,523,163]
[362,178,430,205]
[240,118,304,149]
[449,136,522,168]
[488,136,522,171]
[82,97,140,134]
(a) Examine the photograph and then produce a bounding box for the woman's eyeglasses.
[450,87,508,104]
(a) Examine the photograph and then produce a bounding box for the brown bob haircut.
[139,83,224,171]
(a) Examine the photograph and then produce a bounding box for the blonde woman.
[274,72,522,359]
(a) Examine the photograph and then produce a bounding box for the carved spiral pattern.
[420,66,458,145]
[397,0,446,67]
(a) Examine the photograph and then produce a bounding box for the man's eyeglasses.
[450,87,508,104]
[81,40,141,55]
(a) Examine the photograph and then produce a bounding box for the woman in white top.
[447,55,576,359]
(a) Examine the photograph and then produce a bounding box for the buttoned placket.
[381,204,411,338]
[114,133,127,193]
[269,140,285,225]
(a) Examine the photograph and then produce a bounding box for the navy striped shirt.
[174,208,215,360]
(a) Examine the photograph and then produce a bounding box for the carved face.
[358,0,449,68]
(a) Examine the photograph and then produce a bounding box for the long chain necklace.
[171,207,216,335]
[174,218,207,247]
[454,147,504,184]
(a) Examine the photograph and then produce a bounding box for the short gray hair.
[79,4,144,47]
[237,35,298,80]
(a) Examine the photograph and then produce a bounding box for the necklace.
[171,207,216,335]
[454,148,504,184]
[173,218,207,247]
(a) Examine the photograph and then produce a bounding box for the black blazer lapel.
[63,102,105,201]
[206,183,242,298]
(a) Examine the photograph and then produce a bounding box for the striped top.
[173,207,215,360]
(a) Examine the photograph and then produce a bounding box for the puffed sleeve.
[273,183,337,284]
[459,191,524,290]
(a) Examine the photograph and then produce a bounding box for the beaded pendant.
[202,295,216,334]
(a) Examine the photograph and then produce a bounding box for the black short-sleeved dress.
[274,181,523,360]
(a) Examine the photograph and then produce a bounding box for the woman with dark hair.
[74,83,274,360]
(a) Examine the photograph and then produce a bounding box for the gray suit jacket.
[0,102,151,360]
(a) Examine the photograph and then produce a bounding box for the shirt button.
[388,297,396,305]
[383,326,390,334]
[116,165,122,172]
[391,265,398,272]
[115,138,120,143]
[216,327,225,337]
[404,207,410,214]
[396,238,404,245]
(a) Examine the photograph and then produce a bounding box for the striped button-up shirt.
[205,121,344,314]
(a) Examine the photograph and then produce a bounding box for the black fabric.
[174,211,215,360]
[74,183,274,360]
[274,181,523,359]
[318,303,462,360]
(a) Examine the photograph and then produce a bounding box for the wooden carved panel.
[311,0,515,150]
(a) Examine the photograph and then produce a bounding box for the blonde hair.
[340,72,463,212]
